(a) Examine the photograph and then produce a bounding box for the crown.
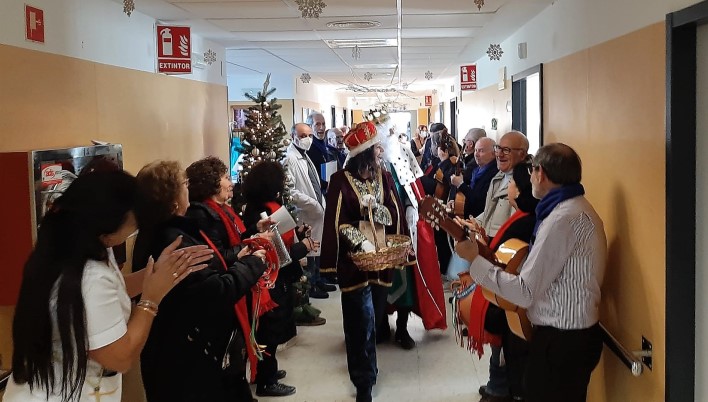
[344,121,380,158]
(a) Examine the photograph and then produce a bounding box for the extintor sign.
[156,25,192,74]
[460,65,477,91]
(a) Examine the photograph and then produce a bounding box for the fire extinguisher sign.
[156,25,192,74]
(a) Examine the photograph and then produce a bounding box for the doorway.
[450,97,458,140]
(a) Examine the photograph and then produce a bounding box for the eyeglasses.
[494,145,525,155]
[528,164,539,175]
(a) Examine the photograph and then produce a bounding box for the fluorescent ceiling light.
[324,39,397,48]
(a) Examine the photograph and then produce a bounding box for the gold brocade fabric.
[344,171,393,226]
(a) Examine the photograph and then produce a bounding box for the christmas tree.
[232,74,295,215]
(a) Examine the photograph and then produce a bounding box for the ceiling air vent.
[326,20,381,29]
[324,39,397,48]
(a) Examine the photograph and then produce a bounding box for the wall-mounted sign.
[425,95,432,107]
[461,65,477,91]
[40,163,62,187]
[156,25,192,74]
[25,5,45,43]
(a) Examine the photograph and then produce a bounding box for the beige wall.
[0,43,228,402]
[228,99,295,133]
[543,23,666,402]
[457,81,512,142]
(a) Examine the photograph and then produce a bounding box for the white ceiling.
[125,0,554,91]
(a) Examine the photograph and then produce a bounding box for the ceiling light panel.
[324,38,397,48]
[207,18,309,32]
[401,27,481,39]
[172,1,298,19]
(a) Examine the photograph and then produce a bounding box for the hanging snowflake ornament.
[363,72,373,81]
[432,89,438,95]
[352,45,361,60]
[123,0,135,16]
[474,0,485,11]
[204,49,217,65]
[402,82,409,90]
[295,0,327,18]
[487,44,504,61]
[425,70,433,80]
[300,73,311,83]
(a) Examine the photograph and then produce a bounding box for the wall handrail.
[599,322,649,377]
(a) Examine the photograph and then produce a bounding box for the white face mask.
[294,136,313,151]
[420,130,428,138]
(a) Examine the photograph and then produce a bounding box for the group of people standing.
[4,112,607,402]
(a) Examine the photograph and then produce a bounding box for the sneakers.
[276,370,287,380]
[256,382,296,397]
[295,315,326,326]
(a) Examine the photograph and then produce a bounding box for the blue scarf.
[533,183,585,238]
[470,163,493,188]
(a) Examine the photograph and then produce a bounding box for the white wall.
[227,73,295,101]
[469,0,704,89]
[696,22,708,402]
[0,0,225,85]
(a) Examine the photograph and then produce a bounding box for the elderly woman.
[321,122,408,402]
[132,160,267,402]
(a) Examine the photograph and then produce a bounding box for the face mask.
[420,130,428,138]
[294,136,313,151]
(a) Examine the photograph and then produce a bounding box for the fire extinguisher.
[160,28,173,56]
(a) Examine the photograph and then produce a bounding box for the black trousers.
[524,323,603,402]
[255,344,279,387]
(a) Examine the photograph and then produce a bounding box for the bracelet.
[137,306,157,317]
[137,299,158,310]
[137,300,159,316]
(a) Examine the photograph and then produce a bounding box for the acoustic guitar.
[419,196,534,341]
[451,163,466,217]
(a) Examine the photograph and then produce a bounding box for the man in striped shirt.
[456,143,607,402]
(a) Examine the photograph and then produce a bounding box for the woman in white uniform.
[3,170,212,402]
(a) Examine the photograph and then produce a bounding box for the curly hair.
[135,160,184,227]
[186,156,228,202]
[242,161,285,205]
[345,145,379,178]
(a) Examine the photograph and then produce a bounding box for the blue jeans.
[306,256,321,285]
[486,345,510,397]
[341,285,388,391]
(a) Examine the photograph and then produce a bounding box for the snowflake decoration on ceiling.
[300,73,311,83]
[123,0,135,16]
[474,0,484,11]
[204,49,217,65]
[425,70,433,80]
[352,45,361,60]
[487,44,504,61]
[295,0,327,18]
[432,89,438,95]
[363,72,373,81]
[402,82,409,90]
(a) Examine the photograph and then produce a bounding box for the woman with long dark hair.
[241,160,320,397]
[132,160,268,402]
[4,171,211,402]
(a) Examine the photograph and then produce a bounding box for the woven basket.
[350,207,412,271]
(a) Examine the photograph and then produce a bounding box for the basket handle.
[368,206,380,252]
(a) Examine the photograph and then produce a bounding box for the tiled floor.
[255,289,491,402]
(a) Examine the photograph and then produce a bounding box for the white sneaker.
[277,336,298,352]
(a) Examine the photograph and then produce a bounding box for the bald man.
[474,131,530,239]
[450,137,499,218]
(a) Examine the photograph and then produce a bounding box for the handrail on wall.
[599,322,650,377]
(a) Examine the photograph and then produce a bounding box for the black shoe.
[317,282,337,292]
[309,288,329,299]
[256,382,296,397]
[394,329,416,350]
[479,385,488,397]
[276,369,287,380]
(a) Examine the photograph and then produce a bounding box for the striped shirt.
[468,196,607,330]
